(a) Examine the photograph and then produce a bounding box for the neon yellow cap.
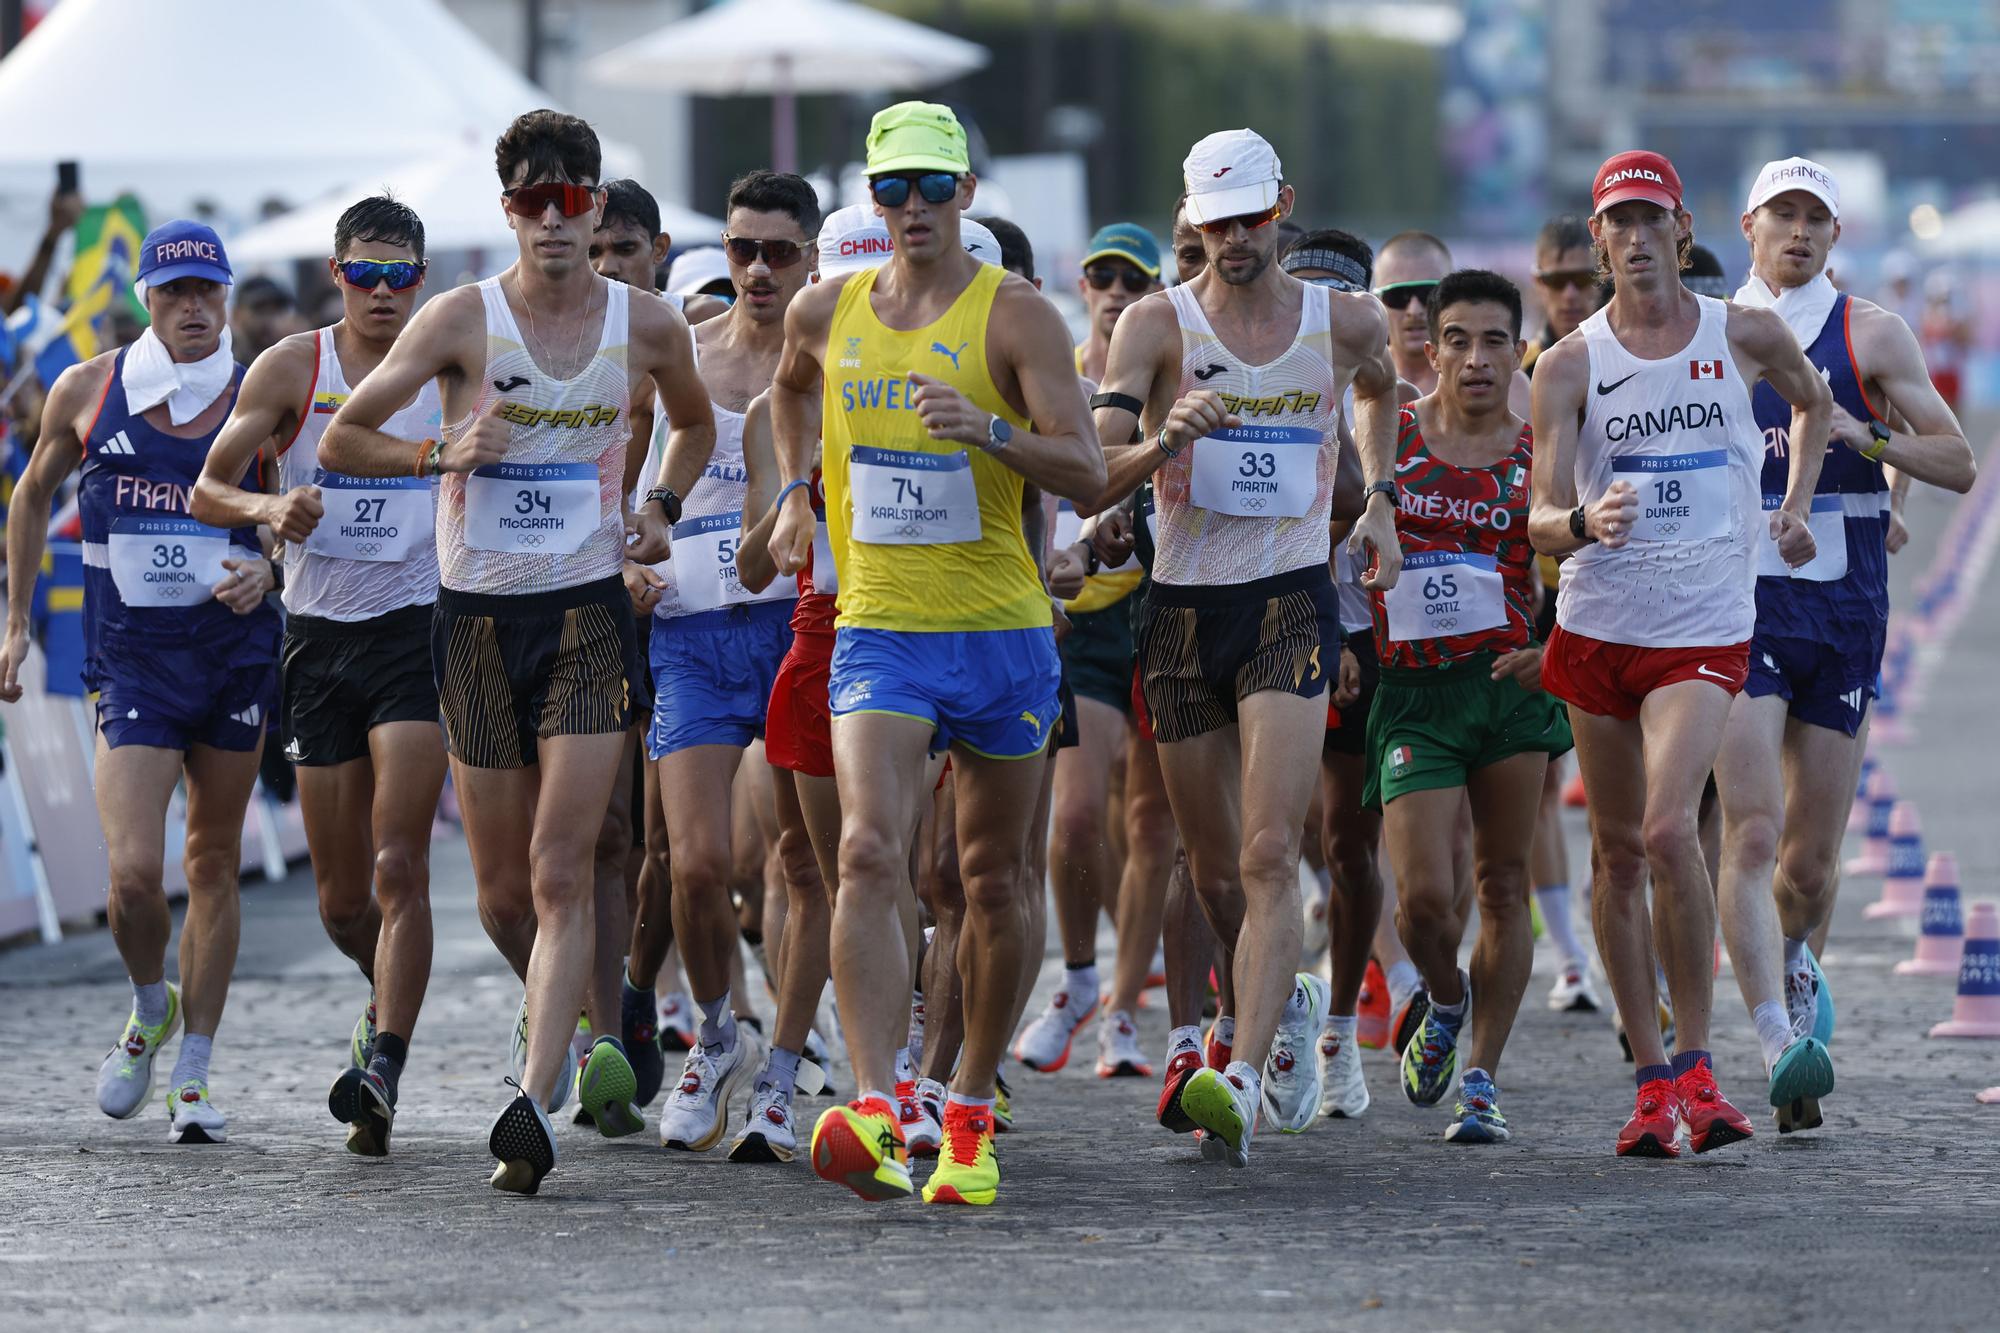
[865,101,970,176]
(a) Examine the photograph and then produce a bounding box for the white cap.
[1747,157,1839,219]
[667,246,732,297]
[1182,129,1283,226]
[960,217,1002,267]
[816,203,894,278]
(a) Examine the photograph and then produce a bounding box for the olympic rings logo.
[354,542,383,557]
[520,534,546,548]
[1656,522,1682,536]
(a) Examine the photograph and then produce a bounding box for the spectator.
[229,275,296,365]
[1,181,83,317]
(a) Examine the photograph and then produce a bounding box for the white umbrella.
[227,143,722,265]
[588,0,988,174]
[1917,199,2000,259]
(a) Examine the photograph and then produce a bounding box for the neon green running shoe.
[97,984,180,1120]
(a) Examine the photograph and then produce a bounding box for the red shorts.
[1542,625,1749,721]
[1129,659,1154,744]
[765,628,834,778]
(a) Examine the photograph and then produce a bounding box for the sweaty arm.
[1085,296,1187,514]
[766,280,840,575]
[321,290,477,476]
[191,335,311,534]
[736,390,805,594]
[636,295,717,504]
[623,376,657,499]
[1732,304,1831,517]
[1336,292,1402,589]
[973,279,1106,505]
[1850,306,1976,494]
[1,359,101,697]
[1528,337,1596,557]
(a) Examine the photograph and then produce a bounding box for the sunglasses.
[868,172,960,208]
[722,235,808,269]
[1192,204,1283,236]
[1374,280,1439,310]
[1536,270,1597,292]
[1085,264,1152,294]
[502,181,601,218]
[336,259,426,292]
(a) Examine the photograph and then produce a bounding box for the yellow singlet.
[822,263,1045,633]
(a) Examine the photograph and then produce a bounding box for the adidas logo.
[230,704,261,728]
[100,431,136,456]
[283,738,303,761]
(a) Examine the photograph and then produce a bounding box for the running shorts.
[1064,603,1134,715]
[94,646,277,754]
[767,626,835,779]
[646,601,794,760]
[1323,624,1381,758]
[1743,625,1882,738]
[1542,625,1749,722]
[1137,564,1340,744]
[282,602,440,766]
[829,625,1061,761]
[1364,656,1574,808]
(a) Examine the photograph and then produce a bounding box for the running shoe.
[351,993,377,1070]
[1676,1063,1753,1154]
[165,1079,227,1145]
[1616,1077,1681,1158]
[97,984,181,1120]
[1011,988,1100,1073]
[508,996,575,1115]
[1443,1073,1509,1144]
[1400,986,1465,1108]
[1768,1036,1835,1111]
[922,1101,1000,1205]
[488,1085,558,1195]
[1264,973,1330,1133]
[1157,1047,1203,1133]
[1775,1094,1824,1136]
[1317,1024,1369,1119]
[728,1085,798,1163]
[993,1068,1015,1133]
[622,985,666,1107]
[1202,1021,1232,1071]
[1547,965,1601,1013]
[1786,947,1835,1046]
[580,1037,647,1138]
[900,1087,944,1159]
[1181,1065,1257,1169]
[328,1065,395,1157]
[810,1097,911,1201]
[1390,987,1430,1060]
[1356,959,1390,1050]
[659,1029,761,1152]
[659,991,698,1052]
[1095,1009,1152,1078]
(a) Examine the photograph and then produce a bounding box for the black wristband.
[1569,505,1591,542]
[1089,390,1146,417]
[645,485,683,525]
[1362,479,1396,507]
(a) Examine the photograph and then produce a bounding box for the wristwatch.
[1861,419,1892,461]
[1569,505,1591,542]
[1362,479,1396,508]
[644,485,683,525]
[985,415,1015,454]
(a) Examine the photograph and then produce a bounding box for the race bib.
[1757,493,1848,582]
[1190,425,1321,518]
[108,515,229,608]
[1054,500,1139,573]
[847,446,982,546]
[1615,450,1729,544]
[1382,550,1507,643]
[811,514,839,597]
[669,511,796,613]
[305,470,432,563]
[464,462,599,554]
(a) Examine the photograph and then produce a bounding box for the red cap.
[1591,150,1683,215]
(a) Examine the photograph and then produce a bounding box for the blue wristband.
[774,478,811,511]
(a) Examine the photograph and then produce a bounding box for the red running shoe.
[1357,959,1390,1050]
[1203,1023,1231,1071]
[1675,1063,1753,1153]
[1157,1047,1202,1133]
[1616,1077,1681,1158]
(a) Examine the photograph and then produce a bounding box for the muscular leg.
[920,778,967,1084]
[626,753,673,988]
[363,722,446,1041]
[1773,714,1872,943]
[1047,697,1125,972]
[1319,747,1383,1016]
[769,768,831,1058]
[588,732,638,1035]
[1569,710,1664,1069]
[456,759,537,982]
[659,744,748,1028]
[93,743,184,999]
[297,758,382,983]
[1106,729,1176,1020]
[1015,749,1057,1027]
[177,742,265,1040]
[953,745,1054,1100]
[1386,787,1471,1008]
[1714,694,1789,1022]
[1460,753,1546,1077]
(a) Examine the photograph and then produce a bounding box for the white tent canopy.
[0,0,578,219]
[1918,199,2000,259]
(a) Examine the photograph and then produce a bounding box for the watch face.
[992,417,1014,443]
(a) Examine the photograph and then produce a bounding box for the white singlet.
[437,276,631,595]
[653,396,797,618]
[279,326,441,620]
[1152,281,1343,586]
[1558,295,1762,647]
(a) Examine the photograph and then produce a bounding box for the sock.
[1669,1049,1712,1079]
[1324,1014,1358,1042]
[1283,977,1312,1022]
[1169,1024,1202,1057]
[1535,884,1588,968]
[1782,935,1809,975]
[1753,1001,1792,1073]
[894,1046,914,1085]
[1636,1062,1673,1089]
[947,1089,997,1125]
[171,1033,212,1090]
[134,979,169,1027]
[1431,973,1469,1030]
[1212,1015,1236,1049]
[761,1046,802,1100]
[1063,960,1099,1007]
[1386,960,1421,1003]
[369,1031,408,1105]
[697,991,735,1053]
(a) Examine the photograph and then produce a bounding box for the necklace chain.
[515,272,597,380]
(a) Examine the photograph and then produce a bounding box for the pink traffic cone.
[1896,854,1964,975]
[1930,903,2000,1038]
[1846,755,1877,834]
[1872,674,1910,745]
[1845,768,1896,876]
[1864,802,1926,919]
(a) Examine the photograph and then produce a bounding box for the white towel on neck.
[1731,271,1837,352]
[121,326,236,425]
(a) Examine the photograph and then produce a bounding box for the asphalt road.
[2,441,1997,1332]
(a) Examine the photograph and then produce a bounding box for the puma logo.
[930,341,969,370]
[1020,710,1043,739]
[1192,364,1227,381]
[493,375,530,393]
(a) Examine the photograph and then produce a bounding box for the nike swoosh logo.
[493,375,530,393]
[1696,664,1730,681]
[1596,372,1639,396]
[1192,364,1226,381]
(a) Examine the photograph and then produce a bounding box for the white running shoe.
[727,1084,798,1163]
[165,1079,227,1145]
[1263,973,1330,1133]
[1095,1009,1153,1078]
[509,996,575,1114]
[97,985,181,1121]
[1011,988,1099,1073]
[659,1028,761,1152]
[900,1079,945,1158]
[1317,1023,1370,1119]
[1547,964,1602,1012]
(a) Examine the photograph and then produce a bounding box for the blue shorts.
[92,645,278,753]
[1744,626,1882,737]
[829,625,1061,760]
[646,601,794,760]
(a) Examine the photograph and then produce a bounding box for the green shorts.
[1363,655,1573,809]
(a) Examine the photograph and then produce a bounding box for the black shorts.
[1137,564,1341,744]
[1323,623,1380,758]
[282,602,440,767]
[1064,603,1135,715]
[433,574,640,770]
[1053,668,1081,751]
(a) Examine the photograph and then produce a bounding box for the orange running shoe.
[810,1096,911,1201]
[1357,959,1390,1050]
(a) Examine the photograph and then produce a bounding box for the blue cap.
[1082,222,1161,278]
[137,220,232,288]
